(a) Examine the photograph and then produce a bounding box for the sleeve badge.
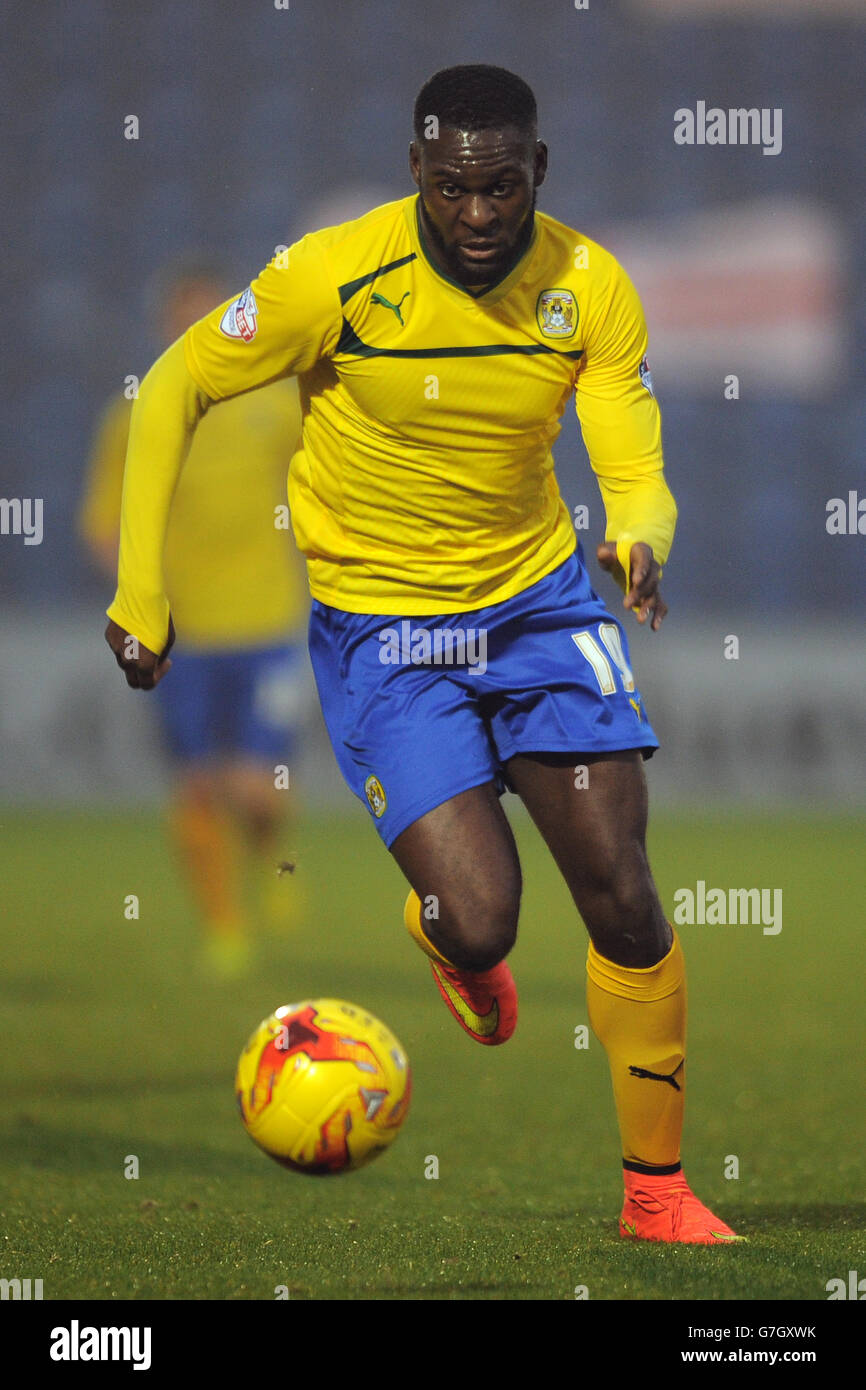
[219,287,259,341]
[639,354,654,396]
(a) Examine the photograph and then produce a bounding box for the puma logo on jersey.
[371,291,410,326]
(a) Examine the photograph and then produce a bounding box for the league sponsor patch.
[639,354,654,396]
[536,288,577,339]
[219,287,258,341]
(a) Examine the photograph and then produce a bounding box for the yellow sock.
[586,929,686,1168]
[168,792,245,937]
[403,890,455,967]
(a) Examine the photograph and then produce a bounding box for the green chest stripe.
[338,254,418,306]
[335,316,583,360]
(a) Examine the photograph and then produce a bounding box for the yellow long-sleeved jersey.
[85,381,306,648]
[108,195,676,656]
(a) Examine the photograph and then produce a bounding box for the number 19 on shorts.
[571,623,635,695]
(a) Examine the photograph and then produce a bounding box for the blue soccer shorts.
[308,545,658,848]
[155,641,306,763]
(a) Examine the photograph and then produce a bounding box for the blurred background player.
[79,254,308,975]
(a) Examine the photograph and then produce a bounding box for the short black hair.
[413,65,537,142]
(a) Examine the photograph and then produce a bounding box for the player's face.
[410,126,547,287]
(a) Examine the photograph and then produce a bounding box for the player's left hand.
[104,614,176,689]
[596,541,667,631]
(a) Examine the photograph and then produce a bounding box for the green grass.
[0,804,863,1300]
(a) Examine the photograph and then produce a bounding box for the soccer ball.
[235,998,411,1174]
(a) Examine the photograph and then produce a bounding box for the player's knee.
[585,839,651,911]
[579,844,664,956]
[436,885,520,971]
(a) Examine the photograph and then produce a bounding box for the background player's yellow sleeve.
[106,340,211,655]
[575,261,677,584]
[78,394,132,559]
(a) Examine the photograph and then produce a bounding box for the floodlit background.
[2,0,864,808]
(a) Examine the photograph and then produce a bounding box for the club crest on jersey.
[364,774,387,819]
[536,288,577,339]
[219,287,258,342]
[639,354,654,397]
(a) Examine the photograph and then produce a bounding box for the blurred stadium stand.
[1,0,863,805]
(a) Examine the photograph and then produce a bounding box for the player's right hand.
[104,615,175,690]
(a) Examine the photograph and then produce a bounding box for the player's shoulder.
[534,209,627,288]
[302,197,416,286]
[534,210,645,344]
[242,201,414,332]
[306,196,413,252]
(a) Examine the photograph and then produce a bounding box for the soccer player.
[104,66,740,1242]
[83,256,308,975]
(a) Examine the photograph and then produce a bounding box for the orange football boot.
[619,1167,745,1244]
[404,889,517,1045]
[429,958,518,1046]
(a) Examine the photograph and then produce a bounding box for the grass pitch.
[1,804,863,1301]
